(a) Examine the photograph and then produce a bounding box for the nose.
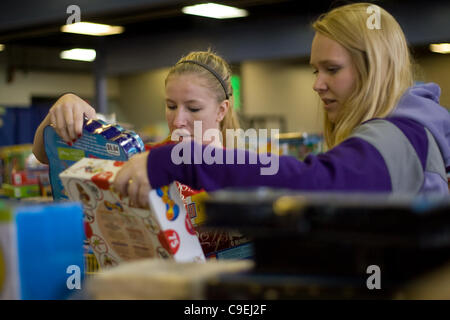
[313,73,327,93]
[172,108,188,129]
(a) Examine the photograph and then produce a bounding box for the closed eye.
[188,107,201,112]
[327,67,340,74]
[167,105,177,110]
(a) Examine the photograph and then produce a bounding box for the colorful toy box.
[277,132,324,160]
[0,200,84,300]
[174,182,254,260]
[44,119,145,201]
[45,119,252,264]
[0,145,48,199]
[59,158,205,270]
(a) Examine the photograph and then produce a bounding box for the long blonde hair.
[312,3,414,148]
[165,50,240,146]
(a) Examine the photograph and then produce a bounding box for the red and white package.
[174,182,253,260]
[59,158,205,270]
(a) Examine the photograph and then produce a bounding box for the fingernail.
[78,134,82,138]
[72,139,77,143]
[67,142,72,146]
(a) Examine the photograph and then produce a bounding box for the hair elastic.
[178,60,230,100]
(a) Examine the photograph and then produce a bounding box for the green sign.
[57,148,85,161]
[231,74,241,111]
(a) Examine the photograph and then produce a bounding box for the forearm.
[147,139,393,193]
[147,141,312,191]
[32,113,51,164]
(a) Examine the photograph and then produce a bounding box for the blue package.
[44,119,145,201]
[99,124,124,140]
[0,201,84,300]
[111,134,138,155]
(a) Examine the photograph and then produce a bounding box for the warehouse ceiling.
[0,0,333,46]
[0,0,448,74]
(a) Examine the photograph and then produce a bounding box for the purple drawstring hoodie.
[147,83,450,195]
[391,83,450,171]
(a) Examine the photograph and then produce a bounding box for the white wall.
[241,60,324,134]
[415,54,450,109]
[115,62,325,135]
[115,60,325,135]
[2,52,447,137]
[0,68,119,106]
[240,54,450,135]
[117,67,170,132]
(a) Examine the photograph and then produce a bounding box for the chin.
[326,113,338,124]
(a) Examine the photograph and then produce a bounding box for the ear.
[217,100,230,123]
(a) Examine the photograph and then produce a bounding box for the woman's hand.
[49,93,96,144]
[33,93,96,164]
[113,151,151,209]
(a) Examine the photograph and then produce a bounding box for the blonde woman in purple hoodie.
[113,3,450,208]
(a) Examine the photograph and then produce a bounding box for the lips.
[178,136,193,142]
[322,98,337,106]
[171,128,192,141]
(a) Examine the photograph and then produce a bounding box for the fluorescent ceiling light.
[61,22,124,36]
[182,3,248,19]
[60,48,96,62]
[429,43,450,54]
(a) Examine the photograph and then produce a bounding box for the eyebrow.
[165,98,202,104]
[310,59,341,67]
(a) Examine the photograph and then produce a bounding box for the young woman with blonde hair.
[165,50,240,148]
[312,3,415,148]
[115,4,449,207]
[32,49,240,164]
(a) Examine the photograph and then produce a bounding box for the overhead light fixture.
[61,22,124,36]
[0,44,4,51]
[182,3,248,19]
[60,48,96,62]
[429,43,450,54]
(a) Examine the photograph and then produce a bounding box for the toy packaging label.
[44,119,144,201]
[175,182,253,260]
[175,182,208,227]
[59,158,205,269]
[195,226,253,260]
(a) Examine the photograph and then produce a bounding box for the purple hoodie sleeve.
[147,138,392,192]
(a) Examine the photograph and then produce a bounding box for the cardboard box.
[0,145,48,198]
[2,183,40,199]
[0,144,33,187]
[86,259,254,300]
[59,158,205,269]
[10,170,39,186]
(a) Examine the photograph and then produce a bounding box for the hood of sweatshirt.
[391,82,450,170]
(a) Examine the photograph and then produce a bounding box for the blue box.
[44,120,144,201]
[0,201,84,300]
